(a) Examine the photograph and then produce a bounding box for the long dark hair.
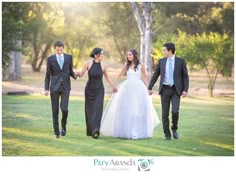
[90,48,103,58]
[126,49,140,71]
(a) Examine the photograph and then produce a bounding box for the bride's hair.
[126,49,140,71]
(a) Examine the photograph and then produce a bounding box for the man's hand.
[148,90,153,96]
[182,91,188,97]
[44,90,49,96]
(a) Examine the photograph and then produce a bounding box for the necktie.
[58,55,63,69]
[168,59,174,86]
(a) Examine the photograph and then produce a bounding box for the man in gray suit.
[44,41,77,138]
[148,43,189,140]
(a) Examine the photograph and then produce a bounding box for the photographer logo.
[137,159,154,171]
[93,158,155,172]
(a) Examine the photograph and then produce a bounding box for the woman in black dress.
[78,48,117,139]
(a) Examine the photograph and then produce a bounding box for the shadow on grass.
[3,126,233,156]
[2,95,234,156]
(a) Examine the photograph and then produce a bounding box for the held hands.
[148,90,187,97]
[75,71,81,77]
[148,90,153,96]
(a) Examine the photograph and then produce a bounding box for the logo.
[93,158,155,172]
[137,159,154,171]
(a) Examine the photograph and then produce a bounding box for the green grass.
[2,94,234,156]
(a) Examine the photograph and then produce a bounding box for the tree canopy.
[2,2,234,77]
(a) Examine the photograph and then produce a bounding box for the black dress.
[85,60,104,136]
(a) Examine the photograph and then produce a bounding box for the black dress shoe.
[92,132,99,139]
[173,131,179,139]
[55,134,60,139]
[165,136,171,140]
[61,129,66,136]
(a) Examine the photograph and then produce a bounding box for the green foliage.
[22,3,56,71]
[151,33,175,64]
[177,31,233,77]
[2,2,26,70]
[153,2,234,35]
[153,30,234,97]
[100,2,139,62]
[2,2,234,71]
[59,2,103,67]
[153,30,233,75]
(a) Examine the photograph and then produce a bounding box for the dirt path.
[2,63,234,97]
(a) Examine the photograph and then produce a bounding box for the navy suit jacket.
[44,53,76,92]
[148,56,189,96]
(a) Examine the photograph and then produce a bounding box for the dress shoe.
[92,132,99,139]
[173,131,179,139]
[165,136,171,140]
[61,129,66,136]
[55,134,60,139]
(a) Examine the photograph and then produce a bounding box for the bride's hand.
[148,90,153,96]
[113,87,118,93]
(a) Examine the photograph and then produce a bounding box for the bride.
[100,49,160,139]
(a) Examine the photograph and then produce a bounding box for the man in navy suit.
[148,43,189,140]
[44,41,77,138]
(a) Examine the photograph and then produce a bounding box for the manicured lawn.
[2,94,234,156]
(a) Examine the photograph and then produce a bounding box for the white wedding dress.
[100,64,160,139]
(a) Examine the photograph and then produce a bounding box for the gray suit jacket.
[148,56,189,96]
[44,53,77,92]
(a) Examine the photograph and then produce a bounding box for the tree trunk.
[131,2,153,80]
[145,29,153,80]
[143,2,153,80]
[113,34,126,62]
[76,38,87,68]
[7,40,22,80]
[15,40,22,79]
[32,37,51,72]
[37,42,51,71]
[205,65,219,97]
[131,2,145,62]
[32,33,39,72]
[140,33,145,64]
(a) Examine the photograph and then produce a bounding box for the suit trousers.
[160,85,180,137]
[50,85,70,135]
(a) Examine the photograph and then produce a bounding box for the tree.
[22,2,55,72]
[60,2,101,67]
[155,2,226,35]
[99,2,139,63]
[1,2,30,80]
[131,2,153,79]
[153,30,234,97]
[151,2,234,97]
[185,32,233,97]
